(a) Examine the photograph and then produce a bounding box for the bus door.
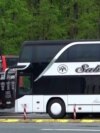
[15,72,33,112]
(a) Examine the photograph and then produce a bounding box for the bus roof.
[22,40,100,46]
[22,40,75,46]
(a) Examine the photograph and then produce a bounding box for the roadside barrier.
[23,104,27,120]
[73,104,76,119]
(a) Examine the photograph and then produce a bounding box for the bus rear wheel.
[47,98,66,119]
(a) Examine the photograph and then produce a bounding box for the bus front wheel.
[47,98,66,119]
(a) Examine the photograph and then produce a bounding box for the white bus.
[9,40,100,118]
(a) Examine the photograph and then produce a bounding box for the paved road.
[0,123,100,133]
[0,108,100,133]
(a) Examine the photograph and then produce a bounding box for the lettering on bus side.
[75,64,100,73]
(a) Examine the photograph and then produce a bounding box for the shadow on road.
[66,113,100,119]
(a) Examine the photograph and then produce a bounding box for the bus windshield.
[19,45,63,63]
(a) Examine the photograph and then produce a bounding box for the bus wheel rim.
[50,103,62,115]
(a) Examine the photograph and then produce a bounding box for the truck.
[0,55,18,108]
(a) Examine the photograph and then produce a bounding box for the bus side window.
[56,44,100,62]
[18,75,32,95]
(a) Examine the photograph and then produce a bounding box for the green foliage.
[0,0,33,54]
[0,0,100,54]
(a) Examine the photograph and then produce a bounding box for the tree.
[63,0,100,39]
[1,0,100,54]
[29,0,66,40]
[0,0,33,54]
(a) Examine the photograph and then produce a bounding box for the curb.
[0,119,100,123]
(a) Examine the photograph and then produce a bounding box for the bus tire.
[47,98,66,119]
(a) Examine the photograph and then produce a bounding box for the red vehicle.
[1,55,18,71]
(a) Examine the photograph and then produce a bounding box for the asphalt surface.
[0,123,100,133]
[0,109,100,133]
